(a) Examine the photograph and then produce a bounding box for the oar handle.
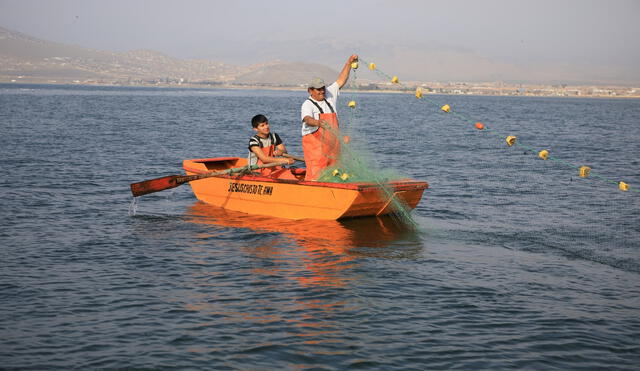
[283,153,305,162]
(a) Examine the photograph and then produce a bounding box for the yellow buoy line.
[346,57,634,193]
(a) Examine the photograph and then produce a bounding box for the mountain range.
[1,26,637,87]
[0,26,339,87]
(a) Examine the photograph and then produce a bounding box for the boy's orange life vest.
[251,133,281,176]
[302,99,340,181]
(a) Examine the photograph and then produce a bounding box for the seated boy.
[248,114,294,176]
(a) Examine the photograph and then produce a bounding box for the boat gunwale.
[183,158,429,192]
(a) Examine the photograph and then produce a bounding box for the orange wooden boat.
[182,157,428,220]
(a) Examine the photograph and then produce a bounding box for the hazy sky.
[1,0,639,84]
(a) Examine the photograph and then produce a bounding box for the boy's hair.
[251,114,268,128]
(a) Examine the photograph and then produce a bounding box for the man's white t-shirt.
[300,82,340,136]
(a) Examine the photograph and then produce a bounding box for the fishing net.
[340,57,640,271]
[310,68,420,229]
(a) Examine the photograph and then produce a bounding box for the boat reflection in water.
[181,203,425,353]
[185,202,424,288]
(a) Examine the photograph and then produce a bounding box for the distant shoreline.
[1,80,639,99]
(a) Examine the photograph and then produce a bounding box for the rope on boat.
[349,57,635,194]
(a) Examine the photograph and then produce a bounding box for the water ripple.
[1,86,639,369]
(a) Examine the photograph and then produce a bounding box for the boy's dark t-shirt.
[248,132,283,166]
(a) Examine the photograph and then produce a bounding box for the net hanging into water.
[311,67,420,229]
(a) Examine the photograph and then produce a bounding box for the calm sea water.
[1,84,639,369]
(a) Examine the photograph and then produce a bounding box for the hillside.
[0,26,337,86]
[232,60,339,87]
[2,26,637,97]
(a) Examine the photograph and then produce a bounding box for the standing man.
[300,54,358,181]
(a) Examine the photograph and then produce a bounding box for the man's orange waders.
[302,112,340,181]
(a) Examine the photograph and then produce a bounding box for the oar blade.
[130,175,180,197]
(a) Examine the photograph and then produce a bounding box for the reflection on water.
[187,202,424,253]
[177,203,425,357]
[185,202,424,288]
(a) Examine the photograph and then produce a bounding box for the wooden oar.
[131,162,282,197]
[130,155,305,197]
[283,153,305,162]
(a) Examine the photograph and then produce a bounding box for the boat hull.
[183,157,428,220]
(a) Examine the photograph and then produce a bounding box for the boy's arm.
[275,144,294,164]
[250,146,292,165]
[273,143,287,156]
[272,134,294,163]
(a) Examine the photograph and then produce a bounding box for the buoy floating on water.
[415,87,423,99]
[538,150,549,160]
[348,100,356,108]
[441,104,451,113]
[391,76,399,84]
[505,136,517,146]
[579,166,591,178]
[475,122,485,130]
[619,181,629,191]
[368,62,376,70]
